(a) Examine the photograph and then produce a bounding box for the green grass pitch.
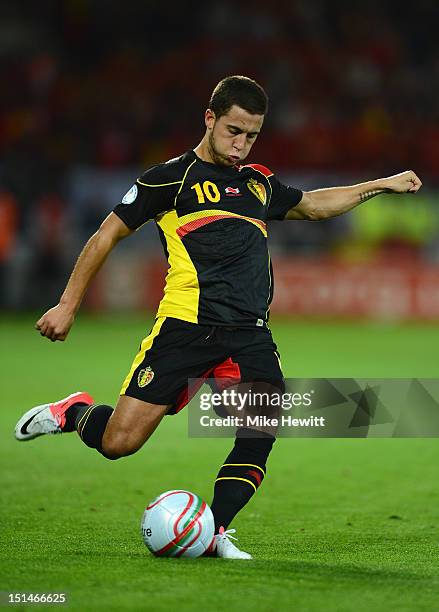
[1,314,439,611]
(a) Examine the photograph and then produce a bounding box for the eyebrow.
[226,124,260,136]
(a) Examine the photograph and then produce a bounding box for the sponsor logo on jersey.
[247,178,267,205]
[138,366,154,387]
[225,186,242,197]
[122,184,138,204]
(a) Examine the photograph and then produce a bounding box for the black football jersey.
[113,150,302,328]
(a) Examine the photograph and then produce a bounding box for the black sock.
[210,427,275,532]
[62,402,90,432]
[75,404,114,458]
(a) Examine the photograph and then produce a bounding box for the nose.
[233,134,246,151]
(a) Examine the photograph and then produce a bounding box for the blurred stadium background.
[1,0,438,321]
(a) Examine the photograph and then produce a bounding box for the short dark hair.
[209,75,268,118]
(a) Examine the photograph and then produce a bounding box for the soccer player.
[15,76,422,559]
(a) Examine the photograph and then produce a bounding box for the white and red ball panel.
[141,490,215,558]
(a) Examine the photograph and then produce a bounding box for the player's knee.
[101,432,141,459]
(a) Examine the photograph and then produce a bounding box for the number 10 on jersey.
[191,181,220,204]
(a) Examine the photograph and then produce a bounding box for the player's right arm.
[36,160,182,342]
[36,213,132,342]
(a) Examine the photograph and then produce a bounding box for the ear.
[205,108,216,130]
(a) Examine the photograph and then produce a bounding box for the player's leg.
[14,390,168,459]
[76,396,169,459]
[210,423,277,560]
[70,316,176,457]
[210,424,277,532]
[14,316,172,455]
[15,317,223,460]
[207,328,284,557]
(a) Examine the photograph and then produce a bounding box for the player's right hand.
[35,304,75,342]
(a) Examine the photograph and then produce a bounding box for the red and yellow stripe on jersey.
[176,209,267,238]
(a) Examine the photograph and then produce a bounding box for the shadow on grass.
[67,549,436,587]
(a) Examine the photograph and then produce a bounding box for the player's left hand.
[382,170,422,194]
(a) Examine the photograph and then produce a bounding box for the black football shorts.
[120,316,284,414]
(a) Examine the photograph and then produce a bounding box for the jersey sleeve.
[266,175,303,221]
[113,164,182,230]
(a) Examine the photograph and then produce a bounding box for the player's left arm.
[285,170,422,220]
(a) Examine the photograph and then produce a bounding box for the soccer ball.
[141,490,215,558]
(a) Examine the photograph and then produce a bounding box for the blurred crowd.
[0,0,438,309]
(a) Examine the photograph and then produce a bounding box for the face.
[205,104,264,166]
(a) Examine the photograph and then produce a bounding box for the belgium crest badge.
[247,178,267,205]
[138,366,154,388]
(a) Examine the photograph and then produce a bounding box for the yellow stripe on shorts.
[120,317,166,395]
